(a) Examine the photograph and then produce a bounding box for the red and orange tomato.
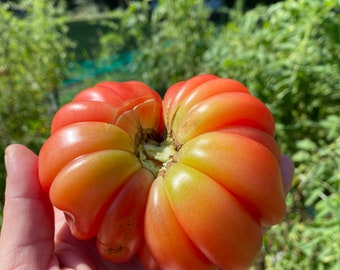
[38,74,286,269]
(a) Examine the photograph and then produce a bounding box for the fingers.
[0,144,55,269]
[280,155,295,197]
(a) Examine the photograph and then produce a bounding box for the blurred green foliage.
[0,0,73,203]
[99,0,215,94]
[0,0,339,268]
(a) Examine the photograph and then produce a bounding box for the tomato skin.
[145,177,217,270]
[97,169,153,263]
[172,92,276,144]
[137,242,162,270]
[217,126,281,162]
[51,81,164,139]
[176,132,285,227]
[163,74,218,128]
[162,163,263,269]
[171,78,251,122]
[50,149,141,239]
[50,101,117,134]
[38,75,288,270]
[73,81,164,136]
[39,122,135,191]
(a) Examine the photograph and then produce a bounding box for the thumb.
[0,144,55,269]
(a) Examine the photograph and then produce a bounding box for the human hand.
[0,144,144,270]
[0,144,294,270]
[280,154,294,197]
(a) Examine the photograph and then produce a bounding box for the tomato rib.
[176,132,286,227]
[50,150,141,239]
[163,74,218,129]
[145,177,217,270]
[97,169,153,263]
[173,92,275,144]
[163,163,263,269]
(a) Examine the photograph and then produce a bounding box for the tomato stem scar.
[138,136,175,177]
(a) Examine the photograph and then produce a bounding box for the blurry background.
[0,0,339,269]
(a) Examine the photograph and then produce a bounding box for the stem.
[139,136,175,177]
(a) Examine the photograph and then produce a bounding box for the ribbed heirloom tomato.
[38,74,286,270]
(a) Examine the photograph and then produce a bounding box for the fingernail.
[4,145,15,174]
